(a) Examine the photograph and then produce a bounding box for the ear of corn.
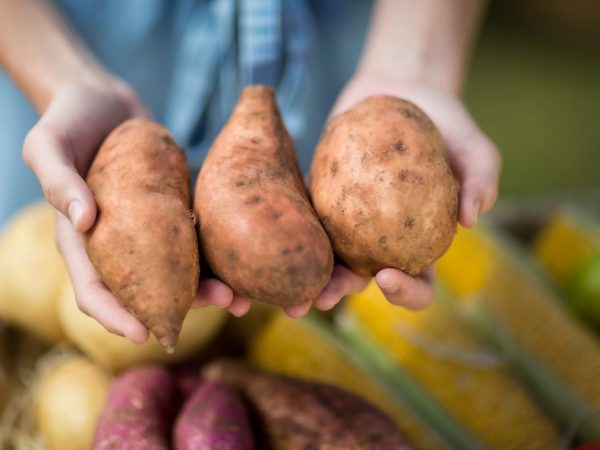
[345,281,559,450]
[460,300,600,442]
[533,207,600,287]
[436,223,600,439]
[532,207,600,327]
[249,313,459,450]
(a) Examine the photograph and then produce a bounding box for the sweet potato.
[195,86,333,307]
[93,366,178,450]
[309,96,459,277]
[204,361,411,449]
[86,118,199,351]
[174,381,254,450]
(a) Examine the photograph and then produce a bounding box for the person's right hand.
[22,77,152,343]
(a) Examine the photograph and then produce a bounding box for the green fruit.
[566,253,600,329]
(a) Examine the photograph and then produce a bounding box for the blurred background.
[466,0,600,198]
[1,2,600,449]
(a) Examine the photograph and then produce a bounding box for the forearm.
[358,0,487,93]
[0,0,107,111]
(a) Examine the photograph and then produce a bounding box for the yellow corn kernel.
[533,209,600,286]
[248,314,446,450]
[437,224,600,412]
[347,281,558,450]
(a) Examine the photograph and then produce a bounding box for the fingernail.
[212,294,233,308]
[375,272,396,291]
[230,305,248,317]
[380,285,399,295]
[68,201,84,228]
[319,300,339,311]
[124,330,144,344]
[318,295,340,311]
[318,282,341,307]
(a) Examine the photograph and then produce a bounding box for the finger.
[447,132,501,228]
[314,265,369,311]
[55,213,149,343]
[284,300,312,318]
[112,79,151,118]
[375,267,435,310]
[23,122,96,232]
[193,279,234,308]
[227,295,252,317]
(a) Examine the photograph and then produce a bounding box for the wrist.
[356,59,463,95]
[38,64,115,111]
[356,0,485,96]
[350,68,458,98]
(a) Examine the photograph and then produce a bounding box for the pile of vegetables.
[1,85,599,449]
[92,361,409,450]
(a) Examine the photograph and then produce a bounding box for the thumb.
[22,122,96,232]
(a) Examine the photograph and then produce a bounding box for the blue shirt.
[0,0,372,225]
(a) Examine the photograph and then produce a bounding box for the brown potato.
[204,361,412,450]
[309,96,458,277]
[195,86,333,307]
[86,118,198,352]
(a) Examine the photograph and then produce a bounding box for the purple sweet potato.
[204,361,412,450]
[174,380,255,450]
[86,118,199,352]
[93,366,178,450]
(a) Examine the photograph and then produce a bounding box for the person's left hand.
[322,70,501,310]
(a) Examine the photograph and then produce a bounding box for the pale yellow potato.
[35,355,111,450]
[0,202,66,343]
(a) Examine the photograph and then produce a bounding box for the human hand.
[323,70,501,310]
[23,77,152,343]
[195,71,500,319]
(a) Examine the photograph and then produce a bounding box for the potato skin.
[309,96,458,277]
[204,361,411,450]
[93,366,177,450]
[86,118,198,352]
[195,86,333,307]
[174,381,255,450]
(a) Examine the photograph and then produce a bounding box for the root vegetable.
[309,96,458,277]
[205,361,411,450]
[86,118,199,351]
[93,366,177,450]
[195,86,333,307]
[174,381,254,450]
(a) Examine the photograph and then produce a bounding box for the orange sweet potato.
[86,118,198,352]
[309,96,458,277]
[195,86,333,307]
